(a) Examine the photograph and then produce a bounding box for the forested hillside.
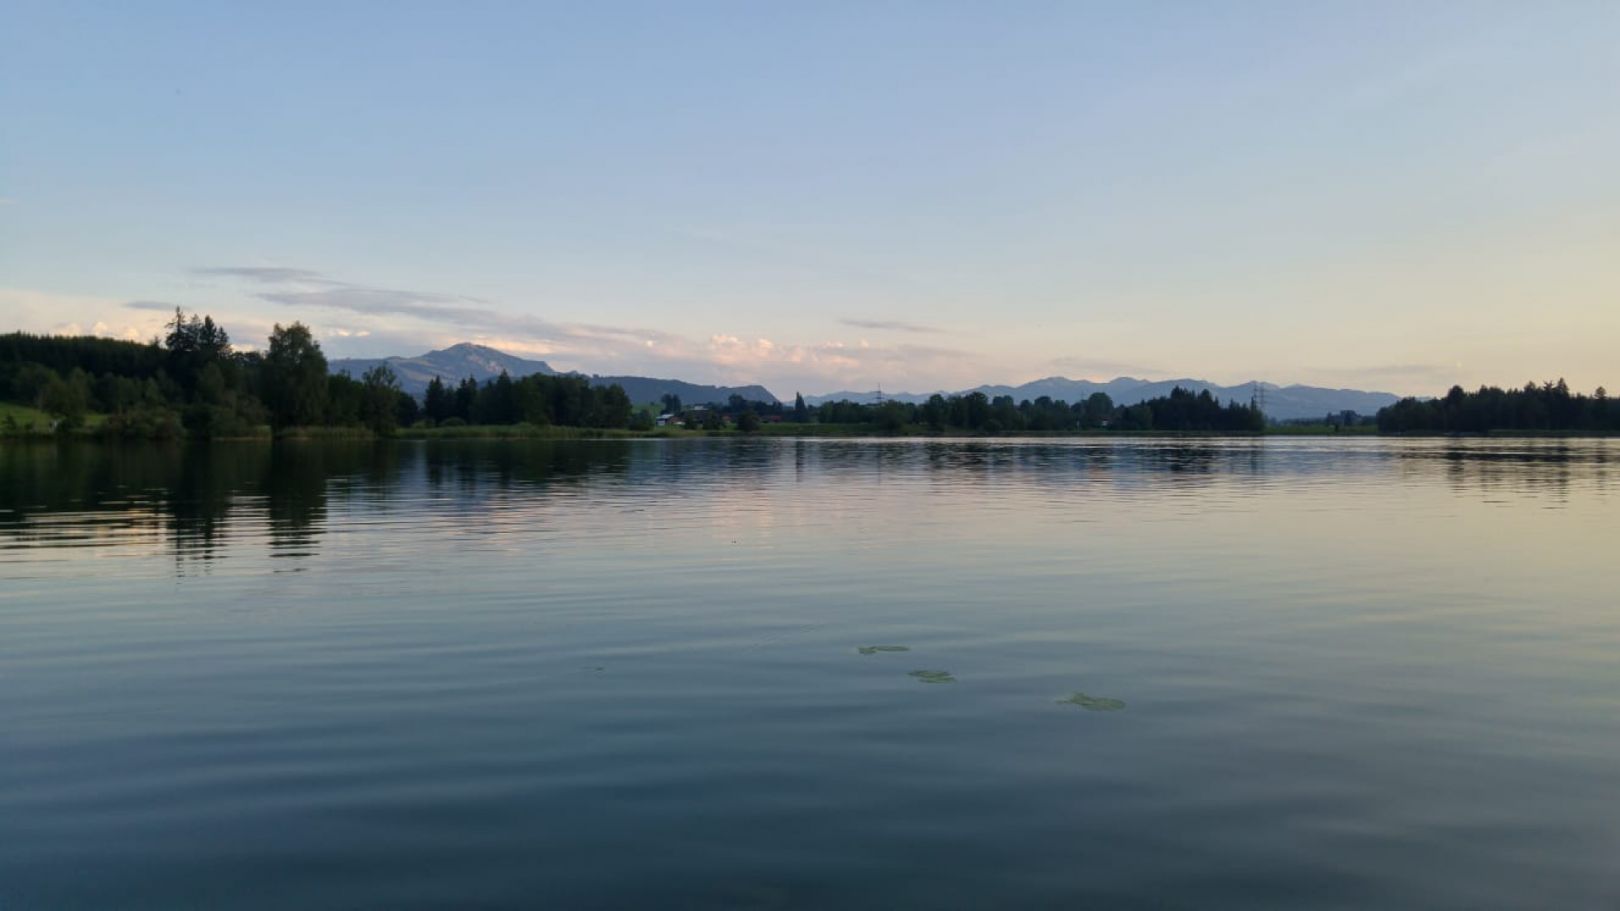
[0,312,639,438]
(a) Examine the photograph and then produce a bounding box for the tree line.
[419,373,634,429]
[804,387,1265,433]
[1377,381,1619,433]
[0,316,1267,438]
[11,315,1610,438]
[0,311,643,438]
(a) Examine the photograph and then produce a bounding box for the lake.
[2,438,1618,909]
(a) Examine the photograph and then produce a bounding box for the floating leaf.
[1057,692,1125,711]
[908,669,956,684]
[857,645,910,655]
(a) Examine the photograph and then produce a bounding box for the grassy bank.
[397,423,698,440]
[756,422,886,437]
[0,401,54,432]
[7,413,1613,443]
[1265,424,1379,436]
[0,402,107,436]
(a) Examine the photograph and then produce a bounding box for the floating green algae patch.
[908,669,956,684]
[857,645,910,655]
[1057,692,1125,711]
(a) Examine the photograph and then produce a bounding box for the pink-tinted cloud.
[198,265,985,394]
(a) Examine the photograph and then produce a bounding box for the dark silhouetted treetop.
[1377,380,1619,433]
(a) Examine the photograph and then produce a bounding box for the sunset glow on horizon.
[3,2,1617,396]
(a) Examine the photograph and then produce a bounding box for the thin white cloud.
[258,287,495,324]
[2,287,169,343]
[151,267,971,392]
[840,318,944,334]
[193,266,336,285]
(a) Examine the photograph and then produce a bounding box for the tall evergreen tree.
[423,376,452,422]
[360,364,402,434]
[454,377,478,422]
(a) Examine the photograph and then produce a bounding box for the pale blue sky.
[3,1,1617,396]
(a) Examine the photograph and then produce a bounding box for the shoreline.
[5,424,1617,444]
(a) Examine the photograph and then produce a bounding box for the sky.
[3,1,1618,398]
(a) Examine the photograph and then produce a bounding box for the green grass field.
[1265,423,1378,435]
[0,401,108,433]
[397,423,695,440]
[756,422,884,436]
[0,401,52,428]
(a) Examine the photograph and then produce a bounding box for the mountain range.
[329,343,778,406]
[331,343,560,393]
[805,377,1400,421]
[332,343,1399,419]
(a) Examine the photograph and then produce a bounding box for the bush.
[100,405,183,440]
[42,370,91,429]
[874,402,906,433]
[439,416,467,428]
[183,403,261,438]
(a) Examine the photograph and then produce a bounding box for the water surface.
[3,438,1618,909]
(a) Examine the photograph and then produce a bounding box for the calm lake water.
[3,438,1618,909]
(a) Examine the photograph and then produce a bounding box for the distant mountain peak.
[438,342,502,355]
[329,342,558,395]
[330,341,780,405]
